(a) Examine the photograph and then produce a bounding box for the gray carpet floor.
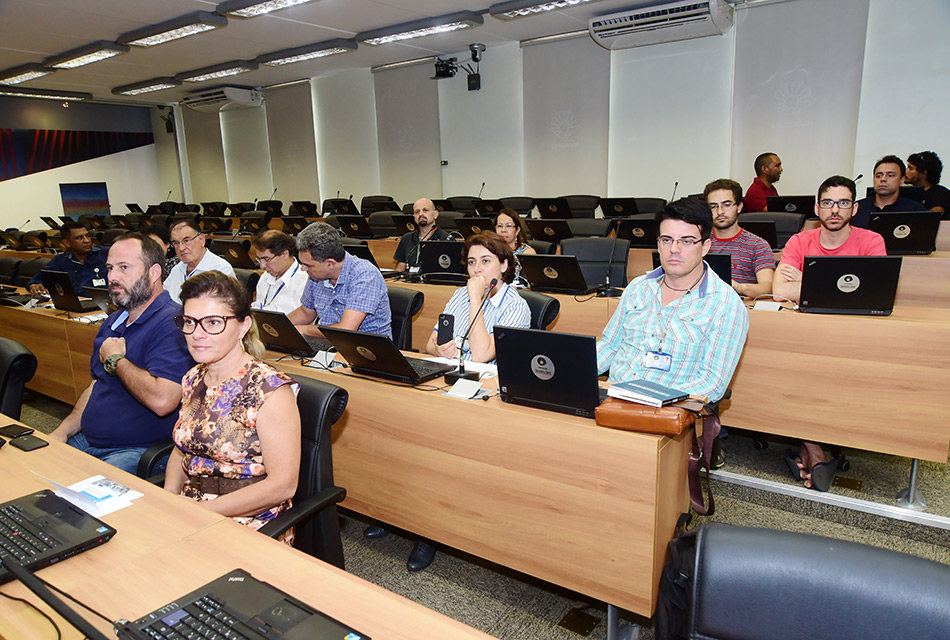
[19,391,950,639]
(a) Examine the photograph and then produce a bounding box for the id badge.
[645,351,672,372]
[409,265,420,274]
[92,278,106,287]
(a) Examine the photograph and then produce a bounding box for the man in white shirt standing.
[163,219,235,303]
[251,230,308,313]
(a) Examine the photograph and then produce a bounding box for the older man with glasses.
[250,230,308,313]
[163,219,235,303]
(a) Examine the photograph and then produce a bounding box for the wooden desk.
[0,420,492,640]
[276,360,690,617]
[894,252,950,308]
[368,238,400,268]
[936,219,950,252]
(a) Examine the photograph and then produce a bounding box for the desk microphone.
[477,181,486,199]
[853,173,863,183]
[600,237,623,298]
[166,190,173,202]
[252,198,259,209]
[670,181,679,203]
[16,218,32,232]
[336,190,340,198]
[268,188,277,200]
[445,277,497,386]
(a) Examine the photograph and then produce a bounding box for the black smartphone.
[9,434,49,451]
[0,424,34,438]
[437,313,455,345]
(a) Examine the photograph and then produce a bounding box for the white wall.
[179,108,228,203]
[220,106,273,202]
[265,83,319,204]
[0,145,161,230]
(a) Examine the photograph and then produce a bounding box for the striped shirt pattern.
[711,228,775,284]
[438,282,531,362]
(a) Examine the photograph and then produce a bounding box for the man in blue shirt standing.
[50,233,194,474]
[27,222,107,296]
[288,222,391,339]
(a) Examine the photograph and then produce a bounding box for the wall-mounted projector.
[434,58,458,78]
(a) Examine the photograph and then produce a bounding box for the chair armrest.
[137,440,174,479]
[258,486,346,539]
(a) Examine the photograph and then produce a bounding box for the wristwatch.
[103,353,126,376]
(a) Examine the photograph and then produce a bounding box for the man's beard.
[111,273,151,309]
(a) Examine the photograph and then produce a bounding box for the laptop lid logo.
[543,226,555,236]
[530,355,555,381]
[632,227,645,237]
[893,225,911,239]
[407,222,416,230]
[837,274,860,293]
[262,323,278,337]
[438,254,452,269]
[785,203,798,212]
[55,283,64,296]
[543,266,559,279]
[356,346,377,361]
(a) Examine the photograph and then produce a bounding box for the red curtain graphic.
[0,129,154,182]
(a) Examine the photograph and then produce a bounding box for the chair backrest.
[447,196,478,215]
[290,374,349,567]
[518,290,560,330]
[560,195,601,218]
[0,257,21,285]
[360,195,395,216]
[232,268,260,295]
[340,237,368,247]
[324,214,341,229]
[158,201,180,215]
[634,197,667,214]
[527,239,556,255]
[436,210,464,232]
[561,237,631,288]
[180,204,201,213]
[14,256,52,287]
[567,218,614,237]
[387,285,424,350]
[500,196,535,217]
[688,523,950,640]
[0,338,37,420]
[367,211,396,238]
[101,228,128,245]
[738,211,806,248]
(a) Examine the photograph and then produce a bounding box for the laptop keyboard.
[0,504,58,563]
[408,358,450,377]
[305,337,334,353]
[135,594,256,640]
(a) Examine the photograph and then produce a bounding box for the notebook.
[517,254,599,295]
[391,214,418,236]
[42,270,100,312]
[200,202,228,217]
[116,568,368,640]
[473,199,505,215]
[431,199,452,212]
[200,217,231,233]
[599,198,640,218]
[342,244,400,278]
[125,203,144,213]
[799,256,902,315]
[320,326,453,385]
[494,327,606,418]
[252,310,334,357]
[419,241,466,285]
[766,195,814,214]
[81,286,114,314]
[281,216,308,235]
[615,218,657,247]
[455,217,493,239]
[213,239,256,269]
[534,197,573,219]
[372,201,401,212]
[868,211,941,255]
[526,219,573,244]
[650,252,732,284]
[0,489,117,585]
[290,201,319,216]
[240,217,267,235]
[334,215,374,239]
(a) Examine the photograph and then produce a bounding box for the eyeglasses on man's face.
[170,234,200,248]
[818,199,854,209]
[175,314,239,335]
[658,235,702,247]
[707,201,737,212]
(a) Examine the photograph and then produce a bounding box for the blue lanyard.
[261,264,298,308]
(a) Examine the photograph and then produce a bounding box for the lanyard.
[261,264,298,309]
[414,227,437,263]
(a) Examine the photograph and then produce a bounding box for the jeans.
[68,432,168,476]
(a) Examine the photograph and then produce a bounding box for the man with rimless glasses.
[163,219,235,303]
[773,175,886,304]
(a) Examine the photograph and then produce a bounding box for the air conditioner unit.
[181,87,262,112]
[589,0,734,50]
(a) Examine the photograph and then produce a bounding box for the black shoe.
[364,525,389,539]
[407,541,436,572]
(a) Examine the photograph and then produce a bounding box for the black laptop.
[41,216,61,230]
[290,201,319,216]
[526,219,573,244]
[650,252,732,284]
[599,198,640,218]
[201,217,232,233]
[81,286,114,314]
[799,256,902,315]
[739,220,779,249]
[320,326,453,385]
[615,218,657,247]
[280,217,308,235]
[419,241,466,285]
[373,201,401,212]
[391,214,418,236]
[0,489,117,585]
[342,244,399,278]
[335,215,373,239]
[240,217,268,235]
[213,239,256,269]
[868,211,942,255]
[494,327,607,418]
[116,568,369,640]
[474,199,504,215]
[432,199,452,212]
[534,197,573,219]
[125,203,144,213]
[766,195,815,214]
[518,254,599,295]
[201,202,227,217]
[252,310,334,356]
[455,217,493,239]
[42,270,100,312]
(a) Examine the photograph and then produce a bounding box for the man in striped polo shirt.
[704,178,775,299]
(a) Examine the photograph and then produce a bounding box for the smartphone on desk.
[0,424,34,438]
[9,434,48,451]
[437,313,455,345]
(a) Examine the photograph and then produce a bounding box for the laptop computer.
[42,270,100,312]
[116,568,369,640]
[474,199,504,215]
[651,252,732,284]
[334,215,374,239]
[455,217,493,239]
[534,197,573,219]
[342,244,400,278]
[868,211,942,255]
[495,327,607,418]
[392,214,418,236]
[327,200,360,216]
[739,220,779,249]
[290,201,319,216]
[865,185,925,203]
[526,219,573,244]
[0,232,26,250]
[799,256,902,315]
[125,203,144,213]
[0,287,35,307]
[201,217,231,233]
[252,310,334,356]
[432,199,452,212]
[200,202,227,217]
[41,216,61,230]
[373,200,401,212]
[240,217,267,235]
[320,326,453,385]
[0,489,117,585]
[281,216,308,235]
[213,239,257,269]
[615,218,657,248]
[518,254,600,295]
[419,241,466,285]
[81,286,114,314]
[599,198,640,218]
[766,195,814,214]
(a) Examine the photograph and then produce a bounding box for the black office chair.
[738,211,806,249]
[14,257,51,287]
[0,338,37,420]
[100,228,128,245]
[256,200,282,216]
[324,214,341,230]
[526,240,556,255]
[233,268,260,296]
[150,214,171,228]
[360,195,396,216]
[518,290,559,330]
[340,237,368,247]
[560,195,601,219]
[388,285,424,351]
[158,201,180,215]
[368,211,396,238]
[567,219,614,237]
[500,196,535,218]
[447,196,478,215]
[259,375,348,569]
[179,204,201,213]
[436,211,464,233]
[634,197,667,214]
[561,237,630,288]
[0,257,21,285]
[202,202,228,216]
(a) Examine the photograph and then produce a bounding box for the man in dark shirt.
[744,152,782,212]
[906,150,950,218]
[393,197,451,272]
[27,222,108,295]
[853,155,926,228]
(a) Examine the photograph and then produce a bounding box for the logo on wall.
[550,110,579,140]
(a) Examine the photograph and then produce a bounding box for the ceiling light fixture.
[118,11,228,48]
[176,60,258,83]
[0,63,52,85]
[216,0,321,18]
[357,11,483,46]
[44,41,130,69]
[489,0,605,21]
[256,38,357,66]
[0,86,92,101]
[112,77,182,96]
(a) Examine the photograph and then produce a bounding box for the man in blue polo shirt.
[50,233,194,474]
[852,155,925,228]
[287,222,392,339]
[27,222,107,296]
